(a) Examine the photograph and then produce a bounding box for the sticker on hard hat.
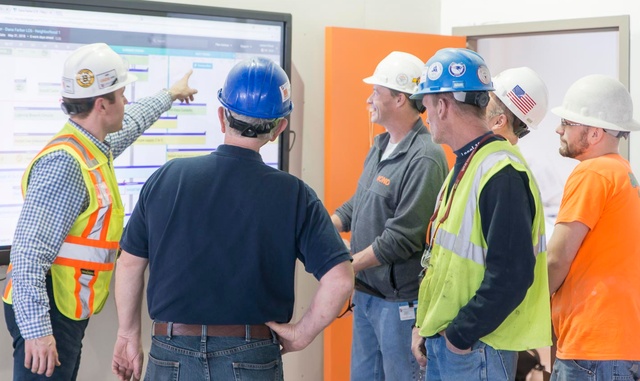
[76,69,95,88]
[62,77,75,94]
[97,69,118,89]
[395,73,409,87]
[427,62,443,81]
[449,62,466,77]
[477,66,491,85]
[280,82,291,102]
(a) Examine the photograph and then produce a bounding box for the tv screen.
[0,0,292,264]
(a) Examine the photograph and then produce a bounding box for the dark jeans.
[147,326,283,381]
[4,275,89,381]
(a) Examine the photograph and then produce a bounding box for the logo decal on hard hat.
[97,69,119,89]
[477,66,491,85]
[507,85,536,115]
[448,62,466,77]
[427,62,443,81]
[76,69,94,88]
[279,82,291,103]
[396,73,409,87]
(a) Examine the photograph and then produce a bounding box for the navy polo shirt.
[120,144,350,325]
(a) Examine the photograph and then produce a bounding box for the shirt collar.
[68,119,111,157]
[375,118,426,157]
[215,144,264,163]
[454,131,495,159]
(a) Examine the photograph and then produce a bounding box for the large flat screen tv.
[0,0,292,264]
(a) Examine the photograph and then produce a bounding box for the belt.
[354,278,385,299]
[153,322,272,339]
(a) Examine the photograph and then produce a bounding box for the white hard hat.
[552,74,640,132]
[363,51,424,94]
[61,43,137,99]
[493,67,548,129]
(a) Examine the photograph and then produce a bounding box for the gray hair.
[487,93,515,125]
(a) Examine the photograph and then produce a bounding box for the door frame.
[452,15,630,159]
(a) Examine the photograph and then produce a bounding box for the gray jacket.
[335,119,447,301]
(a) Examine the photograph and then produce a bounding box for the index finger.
[181,69,194,80]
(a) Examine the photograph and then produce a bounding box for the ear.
[396,93,408,108]
[94,97,108,113]
[494,114,508,128]
[437,97,448,120]
[218,107,226,133]
[588,127,605,144]
[269,118,289,142]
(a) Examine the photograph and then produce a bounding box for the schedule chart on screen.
[0,3,285,245]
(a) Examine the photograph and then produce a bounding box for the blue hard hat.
[217,57,293,119]
[410,48,494,100]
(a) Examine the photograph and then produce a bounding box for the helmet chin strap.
[452,91,489,108]
[225,108,278,138]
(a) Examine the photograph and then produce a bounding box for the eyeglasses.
[560,119,587,127]
[560,119,628,139]
[513,120,530,139]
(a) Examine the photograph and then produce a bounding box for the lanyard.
[421,134,497,268]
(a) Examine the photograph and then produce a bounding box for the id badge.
[399,300,418,321]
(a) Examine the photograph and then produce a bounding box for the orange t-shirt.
[552,154,640,360]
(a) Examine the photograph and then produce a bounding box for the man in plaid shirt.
[3,43,197,380]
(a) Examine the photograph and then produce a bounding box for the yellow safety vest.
[416,139,551,350]
[3,123,124,320]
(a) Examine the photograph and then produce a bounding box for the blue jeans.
[425,334,517,381]
[551,358,640,381]
[4,275,89,381]
[350,291,422,381]
[146,324,283,381]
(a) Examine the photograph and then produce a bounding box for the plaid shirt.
[10,91,171,339]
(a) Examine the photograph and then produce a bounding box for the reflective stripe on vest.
[2,264,13,303]
[432,150,546,265]
[44,135,114,242]
[416,140,552,351]
[3,124,124,320]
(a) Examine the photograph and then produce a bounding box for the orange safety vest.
[3,123,124,320]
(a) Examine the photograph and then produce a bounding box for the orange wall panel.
[324,27,465,381]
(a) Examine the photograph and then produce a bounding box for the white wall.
[440,0,640,179]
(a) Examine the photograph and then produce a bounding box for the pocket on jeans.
[232,359,282,381]
[613,360,640,380]
[443,339,478,358]
[145,353,180,381]
[571,359,595,374]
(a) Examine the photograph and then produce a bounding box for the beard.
[559,128,589,158]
